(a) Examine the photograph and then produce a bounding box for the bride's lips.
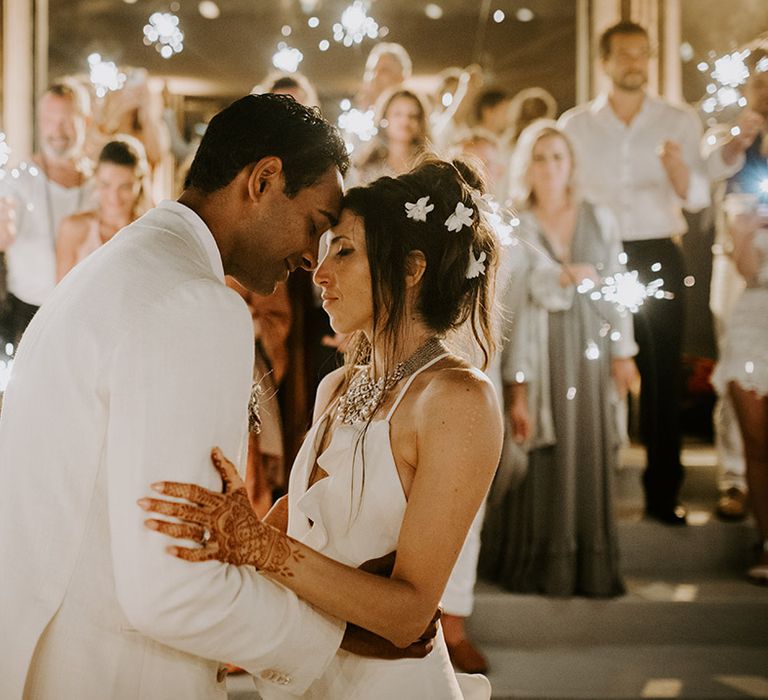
[321,295,338,308]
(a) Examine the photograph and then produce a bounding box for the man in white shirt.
[0,94,428,700]
[560,21,710,525]
[0,80,92,346]
[702,48,768,521]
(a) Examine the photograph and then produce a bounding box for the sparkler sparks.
[0,133,10,169]
[87,54,126,97]
[272,44,304,73]
[143,12,184,59]
[590,270,667,313]
[337,106,377,148]
[333,1,380,47]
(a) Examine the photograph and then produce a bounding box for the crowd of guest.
[0,18,767,677]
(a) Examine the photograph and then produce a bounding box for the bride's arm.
[141,369,502,648]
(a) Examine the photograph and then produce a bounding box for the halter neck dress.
[256,354,490,699]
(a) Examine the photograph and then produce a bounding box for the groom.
[0,95,426,699]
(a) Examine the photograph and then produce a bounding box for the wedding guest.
[348,88,431,186]
[508,87,558,145]
[226,277,292,517]
[90,68,169,172]
[430,64,484,151]
[254,71,320,110]
[711,196,768,585]
[0,80,92,346]
[355,42,412,110]
[480,121,638,597]
[703,48,768,521]
[474,88,512,139]
[56,137,150,280]
[559,21,710,525]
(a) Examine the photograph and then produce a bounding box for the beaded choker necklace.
[336,337,447,425]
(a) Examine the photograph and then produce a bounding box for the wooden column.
[2,0,47,159]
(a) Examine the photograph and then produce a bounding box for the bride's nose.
[313,256,330,286]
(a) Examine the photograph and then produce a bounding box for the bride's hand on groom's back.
[340,608,441,659]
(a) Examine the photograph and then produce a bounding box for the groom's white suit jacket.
[0,201,344,699]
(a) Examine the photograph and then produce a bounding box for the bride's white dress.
[256,355,491,699]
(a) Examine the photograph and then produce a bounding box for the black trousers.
[623,238,686,511]
[0,293,39,348]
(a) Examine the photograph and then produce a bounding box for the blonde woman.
[481,121,638,597]
[56,136,150,281]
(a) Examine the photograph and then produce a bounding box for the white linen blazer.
[0,201,344,700]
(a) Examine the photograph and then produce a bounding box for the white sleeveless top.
[256,354,491,699]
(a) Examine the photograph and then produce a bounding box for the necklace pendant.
[336,338,447,426]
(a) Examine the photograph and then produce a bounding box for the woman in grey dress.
[480,121,638,597]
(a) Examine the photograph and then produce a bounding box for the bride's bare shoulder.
[416,358,499,419]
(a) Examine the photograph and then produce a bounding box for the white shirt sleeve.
[677,107,711,213]
[702,124,747,182]
[106,278,344,694]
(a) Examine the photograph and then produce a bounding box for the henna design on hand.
[140,447,304,577]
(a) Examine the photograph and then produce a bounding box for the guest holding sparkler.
[559,21,710,526]
[480,121,638,597]
[348,88,431,186]
[0,80,93,347]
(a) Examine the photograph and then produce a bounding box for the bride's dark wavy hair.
[342,156,498,377]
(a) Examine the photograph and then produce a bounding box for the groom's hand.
[340,609,441,659]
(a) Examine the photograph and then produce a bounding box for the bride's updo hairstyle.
[342,156,499,371]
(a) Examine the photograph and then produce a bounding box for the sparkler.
[143,12,184,59]
[337,103,377,151]
[333,1,380,47]
[87,54,126,98]
[579,270,667,313]
[272,44,304,73]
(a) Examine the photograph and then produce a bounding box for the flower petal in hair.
[470,190,498,216]
[466,249,487,279]
[404,195,435,222]
[445,202,474,232]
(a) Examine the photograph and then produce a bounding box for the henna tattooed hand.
[138,447,303,576]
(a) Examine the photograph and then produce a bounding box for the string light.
[87,54,126,97]
[143,12,184,59]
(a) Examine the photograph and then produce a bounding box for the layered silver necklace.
[336,337,447,425]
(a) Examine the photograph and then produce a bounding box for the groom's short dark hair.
[185,93,349,197]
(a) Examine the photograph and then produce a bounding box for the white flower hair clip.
[466,249,487,279]
[470,189,518,246]
[445,202,474,232]
[404,195,434,222]
[470,190,497,216]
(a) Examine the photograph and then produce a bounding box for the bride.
[140,158,504,698]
